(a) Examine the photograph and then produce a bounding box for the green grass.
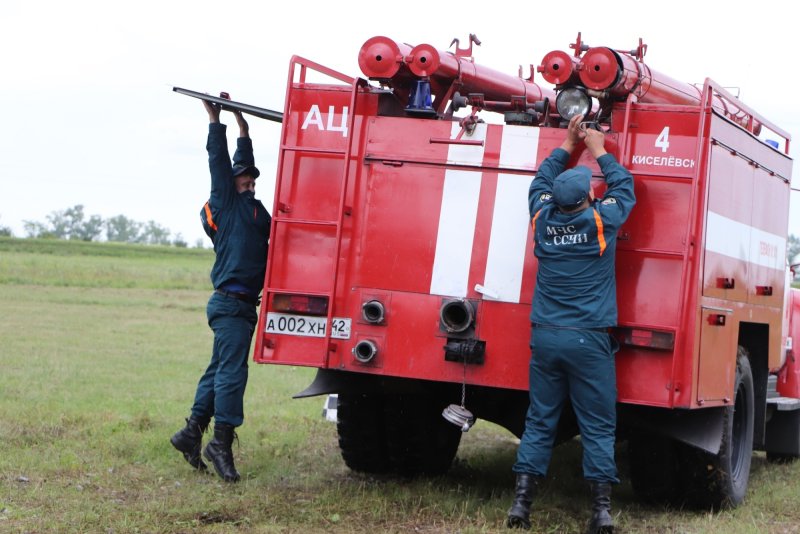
[0,237,213,289]
[1,237,800,533]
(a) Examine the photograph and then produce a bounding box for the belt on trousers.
[214,289,260,306]
[531,323,609,333]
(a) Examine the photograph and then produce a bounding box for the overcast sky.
[2,0,798,246]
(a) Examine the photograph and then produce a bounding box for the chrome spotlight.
[556,87,592,121]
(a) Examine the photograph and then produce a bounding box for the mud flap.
[619,404,725,454]
[765,400,800,457]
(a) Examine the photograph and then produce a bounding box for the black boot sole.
[506,514,531,530]
[203,445,240,482]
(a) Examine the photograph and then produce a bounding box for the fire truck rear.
[253,34,799,508]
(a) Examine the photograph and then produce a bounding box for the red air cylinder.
[538,50,581,86]
[404,43,556,105]
[358,36,414,80]
[579,47,700,104]
[578,46,760,134]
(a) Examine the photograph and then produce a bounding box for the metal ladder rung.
[273,217,339,227]
[262,64,366,365]
[280,145,347,156]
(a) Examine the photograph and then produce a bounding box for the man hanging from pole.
[171,97,271,482]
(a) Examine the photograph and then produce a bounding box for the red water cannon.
[404,39,556,108]
[580,45,761,134]
[358,35,556,123]
[540,34,761,134]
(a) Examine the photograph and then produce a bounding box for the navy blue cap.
[232,164,260,179]
[552,166,591,208]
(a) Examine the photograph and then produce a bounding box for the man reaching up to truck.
[507,114,635,532]
[170,99,271,482]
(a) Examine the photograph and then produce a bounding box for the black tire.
[683,347,755,508]
[383,393,463,476]
[336,391,390,473]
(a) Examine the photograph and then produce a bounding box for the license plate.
[265,312,351,339]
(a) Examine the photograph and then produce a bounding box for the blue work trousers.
[191,292,257,427]
[513,326,619,483]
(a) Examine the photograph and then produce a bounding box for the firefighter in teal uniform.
[507,114,635,533]
[171,100,271,482]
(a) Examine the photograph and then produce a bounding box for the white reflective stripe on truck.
[705,211,786,270]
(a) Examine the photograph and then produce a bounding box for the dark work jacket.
[528,148,635,328]
[201,123,270,296]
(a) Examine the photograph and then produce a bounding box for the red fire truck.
[201,33,799,508]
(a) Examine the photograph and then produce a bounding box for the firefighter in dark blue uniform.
[171,100,271,482]
[507,114,635,532]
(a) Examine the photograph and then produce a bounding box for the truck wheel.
[384,393,463,476]
[684,348,755,508]
[336,392,390,473]
[627,430,681,503]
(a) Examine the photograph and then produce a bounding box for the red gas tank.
[778,288,800,397]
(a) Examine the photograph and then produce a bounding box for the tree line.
[0,205,201,248]
[2,206,800,260]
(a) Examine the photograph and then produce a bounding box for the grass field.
[1,236,800,533]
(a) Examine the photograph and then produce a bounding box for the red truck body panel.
[255,54,795,415]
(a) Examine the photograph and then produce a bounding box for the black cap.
[552,166,591,208]
[232,164,260,179]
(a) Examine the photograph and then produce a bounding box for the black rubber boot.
[203,423,241,482]
[506,473,541,529]
[170,416,209,471]
[586,482,614,534]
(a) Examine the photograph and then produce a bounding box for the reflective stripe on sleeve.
[593,208,606,256]
[204,201,218,231]
[530,209,542,248]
